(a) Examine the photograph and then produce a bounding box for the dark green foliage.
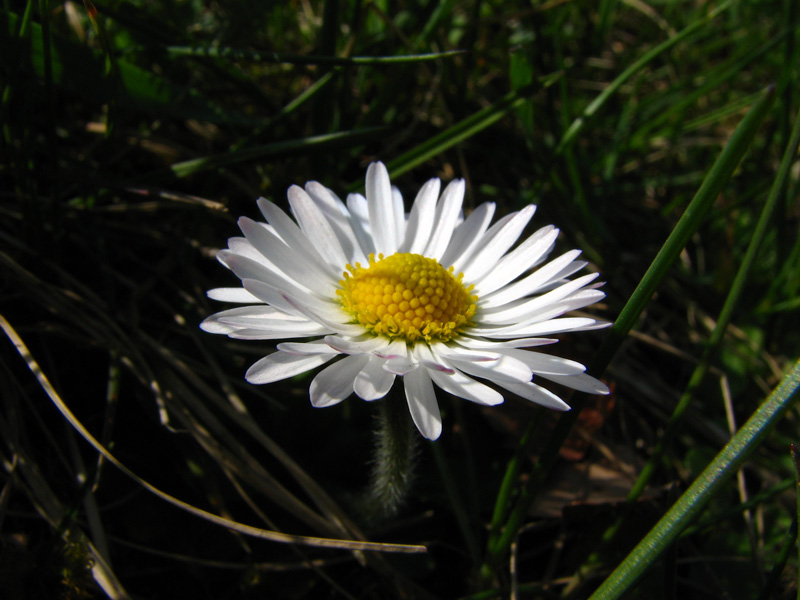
[1,0,799,598]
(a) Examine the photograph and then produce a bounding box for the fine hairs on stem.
[362,387,420,519]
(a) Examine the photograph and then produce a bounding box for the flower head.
[201,162,608,440]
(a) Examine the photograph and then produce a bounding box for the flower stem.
[363,388,418,518]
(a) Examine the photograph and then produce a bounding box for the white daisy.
[201,162,609,440]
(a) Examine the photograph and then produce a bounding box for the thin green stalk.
[431,442,479,561]
[384,73,562,182]
[2,0,35,145]
[588,359,800,599]
[682,478,795,538]
[84,0,119,138]
[791,445,800,600]
[571,87,800,583]
[631,29,787,146]
[230,70,338,152]
[485,416,541,546]
[482,84,776,573]
[169,127,389,179]
[557,0,739,153]
[166,45,466,66]
[415,0,455,49]
[754,515,796,600]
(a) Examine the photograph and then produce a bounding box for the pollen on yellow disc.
[337,253,478,343]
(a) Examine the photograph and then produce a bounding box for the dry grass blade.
[0,313,427,555]
[0,414,130,599]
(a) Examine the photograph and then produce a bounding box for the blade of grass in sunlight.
[384,73,562,181]
[229,69,339,152]
[169,127,390,178]
[4,1,799,595]
[565,92,800,593]
[166,45,466,66]
[0,313,427,555]
[629,30,788,147]
[482,83,776,577]
[556,0,739,153]
[588,359,800,600]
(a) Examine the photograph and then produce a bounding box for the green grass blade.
[588,359,800,600]
[556,0,738,153]
[230,70,339,152]
[483,83,775,571]
[631,30,787,145]
[569,87,800,586]
[169,127,389,179]
[754,515,797,600]
[431,442,479,562]
[589,84,775,375]
[0,10,259,125]
[384,74,562,181]
[166,46,466,65]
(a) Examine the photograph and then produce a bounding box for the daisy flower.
[201,162,608,440]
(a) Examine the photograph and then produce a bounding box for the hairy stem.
[363,388,418,518]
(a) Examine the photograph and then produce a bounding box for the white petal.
[323,334,391,355]
[377,340,418,375]
[310,354,370,407]
[473,226,560,295]
[374,339,412,361]
[418,344,504,406]
[217,311,314,328]
[207,287,262,303]
[278,290,366,337]
[428,366,504,406]
[223,323,328,339]
[257,197,339,279]
[345,193,375,256]
[383,357,418,375]
[498,348,587,376]
[538,372,610,395]
[461,205,536,284]
[404,368,442,440]
[424,179,465,260]
[229,328,326,340]
[218,252,286,288]
[496,380,572,411]
[540,259,591,290]
[478,273,600,325]
[200,305,297,334]
[366,162,398,256]
[276,341,341,355]
[304,181,367,264]
[354,356,396,400]
[287,186,349,269]
[440,348,532,384]
[440,202,496,270]
[245,352,335,384]
[481,249,584,308]
[454,336,559,349]
[241,276,332,319]
[392,186,405,243]
[399,178,440,254]
[224,237,270,265]
[239,216,336,293]
[480,291,606,331]
[471,317,601,339]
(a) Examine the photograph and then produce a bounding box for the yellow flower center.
[337,253,478,344]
